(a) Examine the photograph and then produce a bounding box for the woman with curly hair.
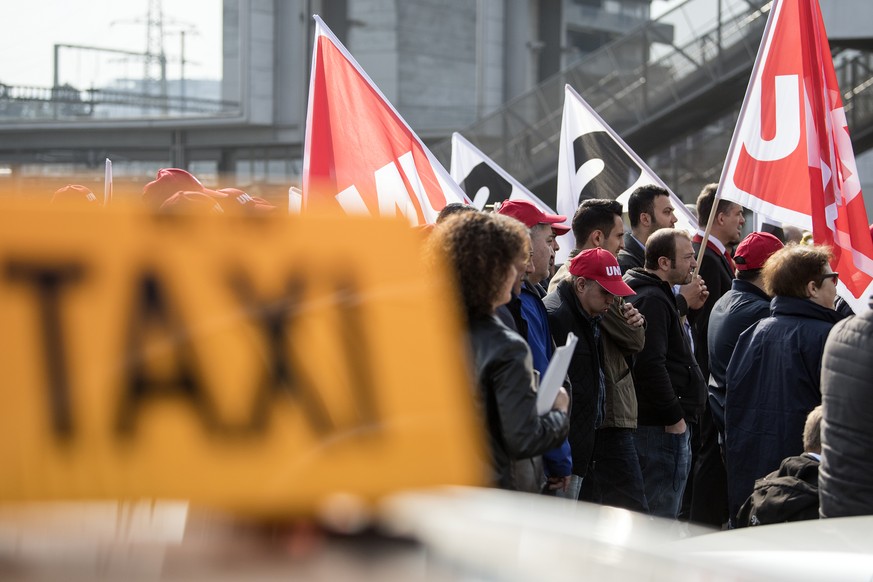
[430,211,569,492]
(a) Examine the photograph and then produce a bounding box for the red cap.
[734,231,784,271]
[51,184,99,206]
[158,191,225,214]
[217,188,278,214]
[142,168,224,209]
[497,199,569,235]
[568,247,635,296]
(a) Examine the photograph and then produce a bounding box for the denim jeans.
[634,424,691,519]
[580,428,649,513]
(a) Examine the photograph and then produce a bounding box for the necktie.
[724,250,736,273]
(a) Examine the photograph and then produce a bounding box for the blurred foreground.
[3,488,873,581]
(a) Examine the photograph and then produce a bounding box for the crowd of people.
[46,169,873,527]
[428,184,873,529]
[50,167,278,214]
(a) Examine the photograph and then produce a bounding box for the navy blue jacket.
[706,279,771,440]
[724,296,847,521]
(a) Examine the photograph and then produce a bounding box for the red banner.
[303,17,467,225]
[719,0,873,309]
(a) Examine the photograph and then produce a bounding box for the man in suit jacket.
[686,183,746,528]
[618,185,679,274]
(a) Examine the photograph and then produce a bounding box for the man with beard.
[623,229,707,519]
[686,183,746,527]
[618,185,678,273]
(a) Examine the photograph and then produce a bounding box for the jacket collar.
[556,278,600,327]
[770,295,847,325]
[731,279,770,302]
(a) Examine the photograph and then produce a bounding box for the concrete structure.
[0,0,656,190]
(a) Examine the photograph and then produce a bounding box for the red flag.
[719,0,873,311]
[303,17,468,225]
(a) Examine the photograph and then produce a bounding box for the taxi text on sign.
[0,202,484,516]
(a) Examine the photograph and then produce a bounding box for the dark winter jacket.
[724,296,847,521]
[544,279,604,476]
[820,307,873,518]
[548,263,645,430]
[618,232,645,274]
[623,268,707,426]
[689,238,734,381]
[706,279,771,441]
[735,453,820,527]
[469,315,569,492]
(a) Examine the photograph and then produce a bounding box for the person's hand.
[665,418,687,434]
[680,275,708,310]
[547,475,571,492]
[552,386,570,414]
[621,301,645,328]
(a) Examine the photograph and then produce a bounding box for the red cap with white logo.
[568,247,636,296]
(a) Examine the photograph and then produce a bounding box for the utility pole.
[145,0,168,112]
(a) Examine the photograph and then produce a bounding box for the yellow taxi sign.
[0,202,484,516]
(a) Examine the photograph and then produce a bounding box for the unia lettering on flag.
[302,16,468,225]
[718,0,873,312]
[555,85,698,263]
[450,132,559,214]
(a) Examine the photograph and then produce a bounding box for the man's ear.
[574,277,587,293]
[657,255,671,271]
[806,279,819,299]
[590,229,604,247]
[639,213,651,228]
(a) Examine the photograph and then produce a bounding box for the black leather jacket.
[469,315,569,492]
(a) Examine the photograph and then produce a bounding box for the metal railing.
[431,0,771,190]
[0,83,239,121]
[645,48,873,200]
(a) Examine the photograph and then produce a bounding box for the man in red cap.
[623,229,707,519]
[707,232,784,448]
[545,199,648,512]
[497,199,574,496]
[497,199,568,288]
[544,247,644,509]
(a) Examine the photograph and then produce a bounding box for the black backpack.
[736,455,820,527]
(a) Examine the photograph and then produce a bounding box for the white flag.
[555,84,697,263]
[450,132,558,214]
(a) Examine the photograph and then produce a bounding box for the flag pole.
[693,0,779,278]
[103,158,113,207]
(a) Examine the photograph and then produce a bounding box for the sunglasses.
[819,272,839,284]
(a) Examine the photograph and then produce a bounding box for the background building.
[0,0,871,214]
